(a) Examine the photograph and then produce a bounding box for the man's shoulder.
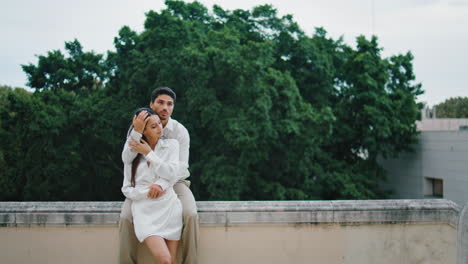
[169,119,189,135]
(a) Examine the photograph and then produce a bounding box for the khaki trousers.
[119,180,199,264]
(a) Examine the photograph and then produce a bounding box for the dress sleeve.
[146,140,180,190]
[121,158,149,200]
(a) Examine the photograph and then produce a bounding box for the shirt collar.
[164,117,175,131]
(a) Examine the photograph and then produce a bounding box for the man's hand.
[133,111,148,134]
[147,184,165,199]
[129,138,151,155]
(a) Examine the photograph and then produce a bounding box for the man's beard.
[158,111,168,120]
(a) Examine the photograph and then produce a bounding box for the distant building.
[379,106,468,206]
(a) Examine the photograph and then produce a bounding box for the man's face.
[150,94,174,121]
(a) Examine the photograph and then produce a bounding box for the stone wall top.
[0,199,459,227]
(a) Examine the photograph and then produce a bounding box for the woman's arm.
[121,164,148,200]
[146,140,180,190]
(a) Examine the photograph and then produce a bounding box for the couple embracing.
[119,87,199,264]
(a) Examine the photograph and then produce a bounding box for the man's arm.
[122,129,141,164]
[122,111,148,164]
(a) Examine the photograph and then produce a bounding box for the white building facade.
[380,109,468,206]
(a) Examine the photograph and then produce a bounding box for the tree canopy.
[0,0,423,201]
[435,97,468,118]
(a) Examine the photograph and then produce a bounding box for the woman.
[121,107,182,264]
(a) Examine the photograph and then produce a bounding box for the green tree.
[106,1,335,200]
[1,0,423,201]
[435,97,468,118]
[22,39,109,94]
[0,85,33,200]
[0,85,126,201]
[319,37,422,199]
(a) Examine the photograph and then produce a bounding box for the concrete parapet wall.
[458,202,468,264]
[0,200,461,264]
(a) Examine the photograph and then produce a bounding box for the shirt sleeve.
[145,140,180,191]
[175,125,191,182]
[121,164,149,200]
[122,129,142,164]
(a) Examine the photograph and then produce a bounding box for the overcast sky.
[1,0,467,106]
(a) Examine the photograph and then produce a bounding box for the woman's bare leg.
[144,236,172,264]
[166,239,179,264]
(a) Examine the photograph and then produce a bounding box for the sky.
[1,0,467,106]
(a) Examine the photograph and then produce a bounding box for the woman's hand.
[147,184,166,199]
[133,111,148,134]
[129,138,151,155]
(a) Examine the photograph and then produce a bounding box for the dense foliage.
[435,97,468,118]
[0,1,423,201]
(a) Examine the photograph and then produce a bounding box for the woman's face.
[143,115,163,141]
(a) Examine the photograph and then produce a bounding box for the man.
[119,87,199,264]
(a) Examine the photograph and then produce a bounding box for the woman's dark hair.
[130,107,156,187]
[127,107,156,137]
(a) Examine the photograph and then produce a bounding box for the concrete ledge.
[0,199,459,227]
[458,202,468,264]
[0,200,461,264]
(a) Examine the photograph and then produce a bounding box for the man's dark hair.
[150,87,176,103]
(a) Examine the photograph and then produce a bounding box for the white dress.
[121,136,182,242]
